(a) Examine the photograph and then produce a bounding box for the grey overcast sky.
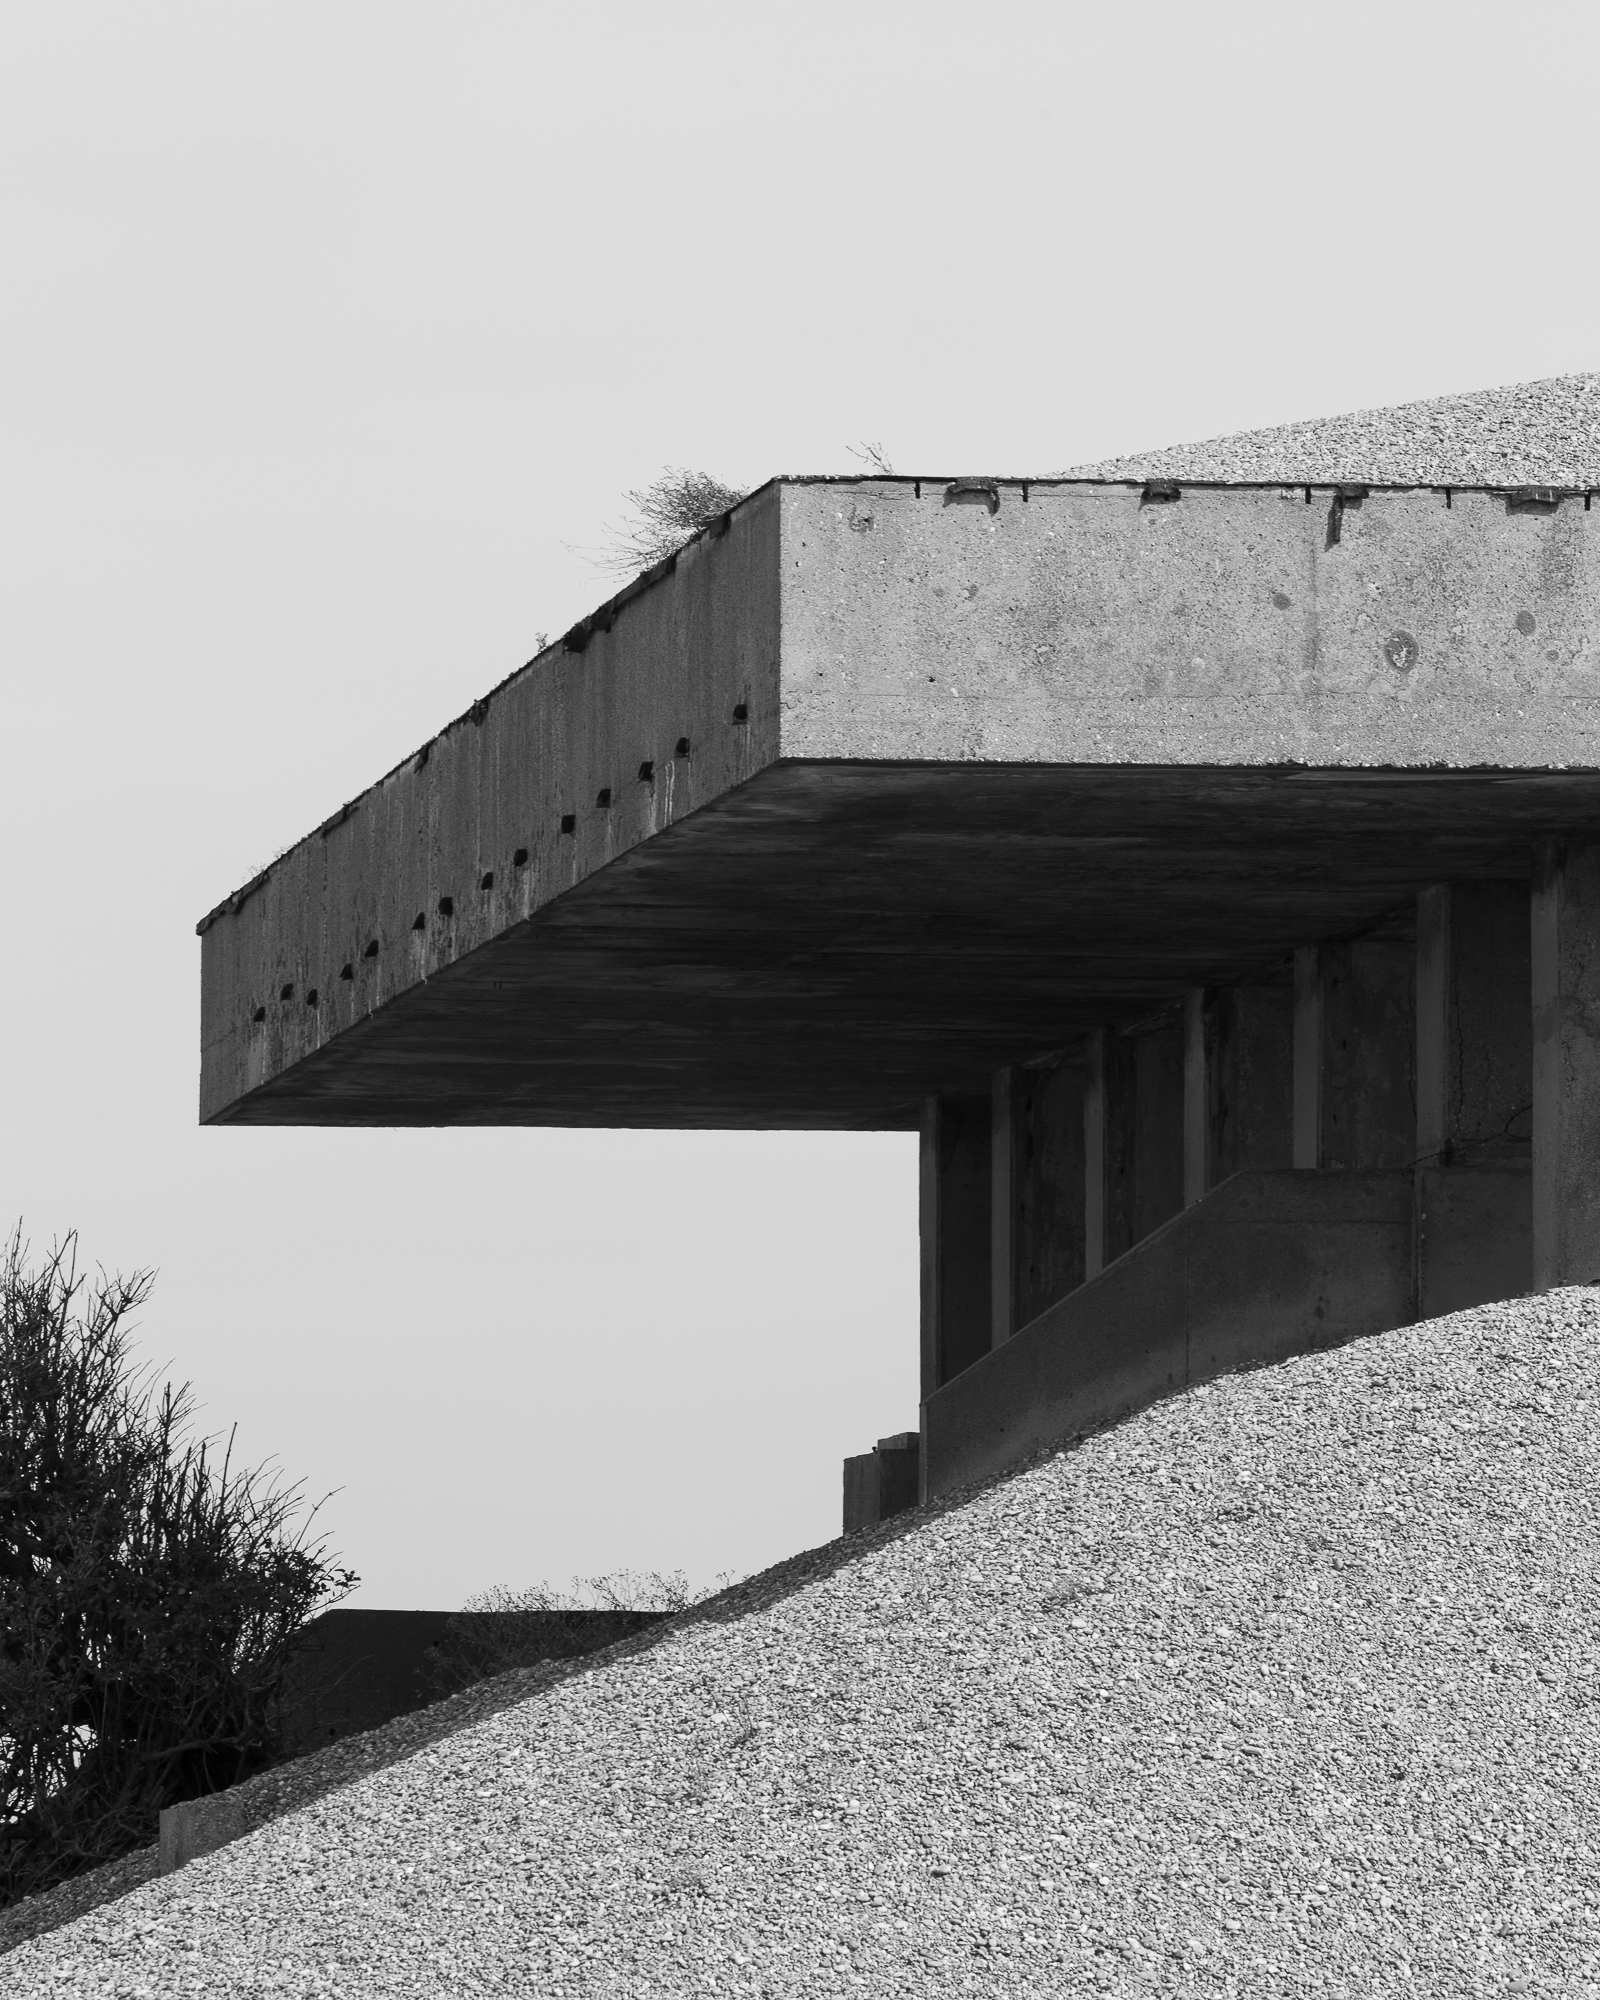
[2,2,1596,1609]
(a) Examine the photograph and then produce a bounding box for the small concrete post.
[1183,989,1207,1206]
[990,1068,1014,1348]
[1532,840,1600,1287]
[1084,1031,1106,1279]
[1293,946,1322,1170]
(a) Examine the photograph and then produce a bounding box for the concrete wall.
[922,1169,1415,1500]
[909,875,1541,1501]
[781,483,1600,768]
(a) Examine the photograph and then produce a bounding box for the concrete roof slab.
[199,465,1600,1130]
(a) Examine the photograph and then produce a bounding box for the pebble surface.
[1063,372,1600,487]
[6,1287,1599,1998]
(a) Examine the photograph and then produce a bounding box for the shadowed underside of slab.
[199,476,1600,1131]
[206,763,1600,1129]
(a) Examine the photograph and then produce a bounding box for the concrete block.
[922,1168,1414,1500]
[843,1436,920,1533]
[842,1452,880,1536]
[159,1787,254,1875]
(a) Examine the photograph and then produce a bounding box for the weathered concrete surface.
[198,481,1600,1131]
[1533,838,1600,1285]
[1416,1164,1532,1320]
[1013,1057,1087,1327]
[841,1433,919,1535]
[1207,982,1294,1181]
[780,483,1600,767]
[922,1168,1413,1500]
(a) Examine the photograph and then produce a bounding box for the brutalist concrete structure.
[197,377,1600,1528]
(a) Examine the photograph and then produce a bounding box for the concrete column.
[918,1093,992,1395]
[1415,879,1532,1314]
[1415,886,1451,1165]
[1084,1031,1106,1280]
[1293,946,1322,1169]
[1208,982,1294,1179]
[1012,1057,1087,1329]
[990,1068,1015,1349]
[1131,1017,1184,1241]
[1532,841,1600,1287]
[918,1099,939,1404]
[1183,989,1207,1206]
[1321,935,1414,1170]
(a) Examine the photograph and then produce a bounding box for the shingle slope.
[7,1288,1600,1999]
[1065,371,1600,487]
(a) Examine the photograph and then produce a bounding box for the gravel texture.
[1063,372,1600,487]
[6,1286,1600,1998]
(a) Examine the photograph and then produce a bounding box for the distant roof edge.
[1062,372,1600,488]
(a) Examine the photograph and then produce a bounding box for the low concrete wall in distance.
[842,1433,920,1535]
[923,1169,1415,1500]
[159,1606,670,1874]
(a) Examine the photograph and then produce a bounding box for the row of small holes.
[251,723,738,1024]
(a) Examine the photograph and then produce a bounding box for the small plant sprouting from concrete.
[594,470,748,577]
[847,441,895,475]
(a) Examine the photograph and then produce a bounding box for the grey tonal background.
[3,3,1598,1607]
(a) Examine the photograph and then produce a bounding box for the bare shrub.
[0,1228,355,1905]
[594,470,747,576]
[424,1568,738,1697]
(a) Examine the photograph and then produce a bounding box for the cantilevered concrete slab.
[200,372,1600,1510]
[199,383,1600,1132]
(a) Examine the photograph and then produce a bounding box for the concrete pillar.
[1131,1017,1184,1241]
[1415,878,1532,1314]
[1295,931,1414,1171]
[918,1093,991,1397]
[1208,981,1294,1180]
[1416,881,1531,1166]
[1183,989,1207,1206]
[1415,885,1451,1166]
[1013,1056,1088,1329]
[1532,841,1600,1287]
[1084,1032,1106,1280]
[1293,946,1322,1169]
[990,1068,1015,1348]
[1321,934,1414,1170]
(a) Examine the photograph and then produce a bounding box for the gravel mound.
[7,1288,1600,1998]
[0,1845,161,1958]
[1064,372,1600,487]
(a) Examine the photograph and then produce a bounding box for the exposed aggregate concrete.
[6,1288,1599,1998]
[1065,372,1600,487]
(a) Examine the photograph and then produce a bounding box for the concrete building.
[198,375,1600,1535]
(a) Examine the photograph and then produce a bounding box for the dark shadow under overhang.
[207,761,1600,1131]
